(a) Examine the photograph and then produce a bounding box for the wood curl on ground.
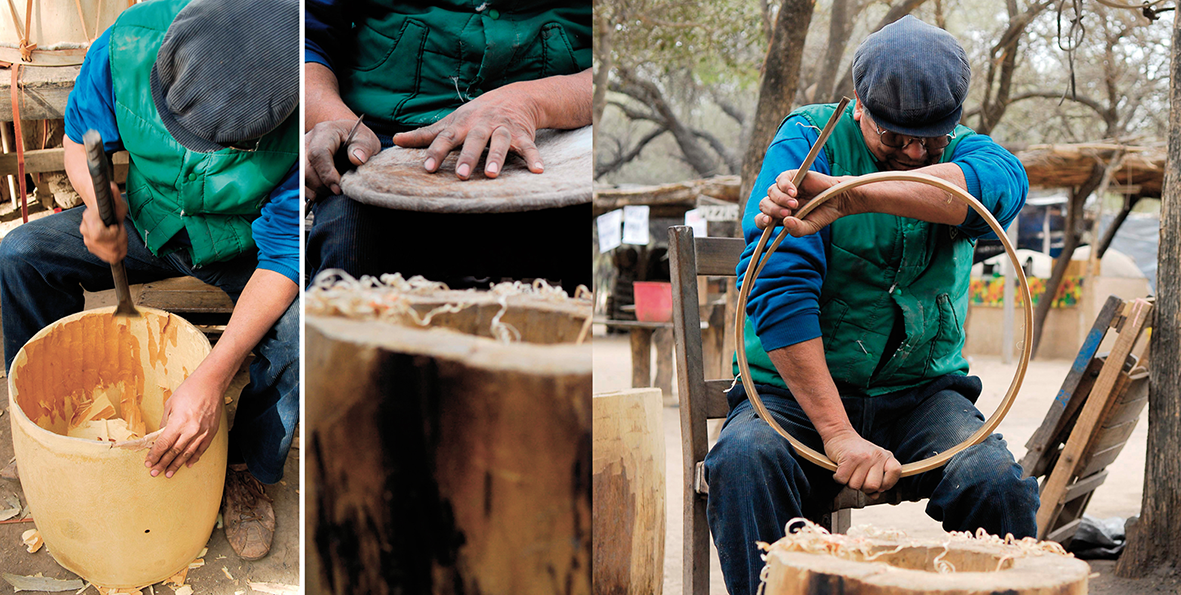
[755,518,1073,594]
[306,269,592,343]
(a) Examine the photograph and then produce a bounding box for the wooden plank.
[1021,296,1125,474]
[1105,395,1148,427]
[654,326,674,401]
[1078,444,1126,478]
[1090,419,1141,454]
[694,237,745,277]
[667,225,711,595]
[1063,469,1109,503]
[703,380,731,419]
[1029,356,1105,477]
[0,148,128,175]
[1036,298,1152,538]
[135,276,234,314]
[1046,518,1083,544]
[629,327,653,389]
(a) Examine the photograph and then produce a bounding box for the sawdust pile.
[306,269,592,343]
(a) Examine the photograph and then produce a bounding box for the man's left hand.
[392,82,546,180]
[755,169,865,235]
[145,370,224,478]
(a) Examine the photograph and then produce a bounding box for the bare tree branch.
[596,126,668,179]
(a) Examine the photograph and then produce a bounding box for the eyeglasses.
[870,120,955,151]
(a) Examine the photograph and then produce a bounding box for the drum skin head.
[340,125,592,213]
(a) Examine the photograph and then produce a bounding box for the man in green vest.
[302,0,591,289]
[0,0,299,561]
[704,17,1040,595]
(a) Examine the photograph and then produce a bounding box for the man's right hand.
[823,429,902,495]
[79,180,128,264]
[304,119,380,202]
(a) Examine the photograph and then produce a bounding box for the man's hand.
[393,81,546,180]
[145,369,224,478]
[304,119,381,201]
[79,181,128,264]
[823,429,902,495]
[755,169,865,236]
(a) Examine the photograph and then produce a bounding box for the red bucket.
[633,281,673,323]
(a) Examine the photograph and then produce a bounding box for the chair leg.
[820,509,853,534]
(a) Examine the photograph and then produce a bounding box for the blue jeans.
[704,375,1039,595]
[306,135,591,292]
[0,207,298,484]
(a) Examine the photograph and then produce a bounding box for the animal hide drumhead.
[340,125,592,213]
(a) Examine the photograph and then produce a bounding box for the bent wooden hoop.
[735,171,1033,476]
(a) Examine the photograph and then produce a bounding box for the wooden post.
[593,388,665,595]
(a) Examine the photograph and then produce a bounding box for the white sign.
[622,205,650,245]
[684,208,708,238]
[597,209,623,253]
[697,204,739,221]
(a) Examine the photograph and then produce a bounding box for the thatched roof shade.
[1017,142,1165,197]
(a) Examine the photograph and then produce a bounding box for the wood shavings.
[247,583,298,595]
[172,586,192,595]
[1,457,17,480]
[96,588,141,595]
[222,567,234,580]
[188,559,204,569]
[307,270,591,344]
[0,494,22,520]
[199,547,208,558]
[759,518,1072,577]
[2,573,84,592]
[75,582,91,595]
[164,568,187,588]
[22,528,43,553]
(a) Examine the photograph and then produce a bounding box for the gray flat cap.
[150,0,298,153]
[852,16,970,137]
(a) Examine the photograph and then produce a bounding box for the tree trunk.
[812,0,855,104]
[737,0,816,220]
[593,13,612,158]
[1030,164,1103,358]
[1114,11,1181,578]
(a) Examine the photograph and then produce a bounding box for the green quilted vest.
[340,0,592,131]
[739,102,977,396]
[109,0,298,267]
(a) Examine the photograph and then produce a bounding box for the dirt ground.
[0,289,300,595]
[592,332,1181,595]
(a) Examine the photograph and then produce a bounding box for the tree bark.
[1114,10,1181,578]
[593,13,613,158]
[737,0,816,220]
[1030,164,1104,358]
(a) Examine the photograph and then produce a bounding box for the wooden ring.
[735,171,1033,476]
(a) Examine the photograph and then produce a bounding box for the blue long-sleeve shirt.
[740,113,1028,353]
[64,28,299,286]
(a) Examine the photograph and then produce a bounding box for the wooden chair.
[668,225,909,595]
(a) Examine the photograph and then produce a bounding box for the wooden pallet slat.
[1034,298,1153,539]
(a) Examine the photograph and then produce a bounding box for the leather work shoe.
[222,463,275,561]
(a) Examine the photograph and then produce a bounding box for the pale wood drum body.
[763,539,1090,595]
[593,388,665,595]
[306,294,592,595]
[8,307,227,588]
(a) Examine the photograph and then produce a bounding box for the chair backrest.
[668,225,910,595]
[668,225,744,595]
